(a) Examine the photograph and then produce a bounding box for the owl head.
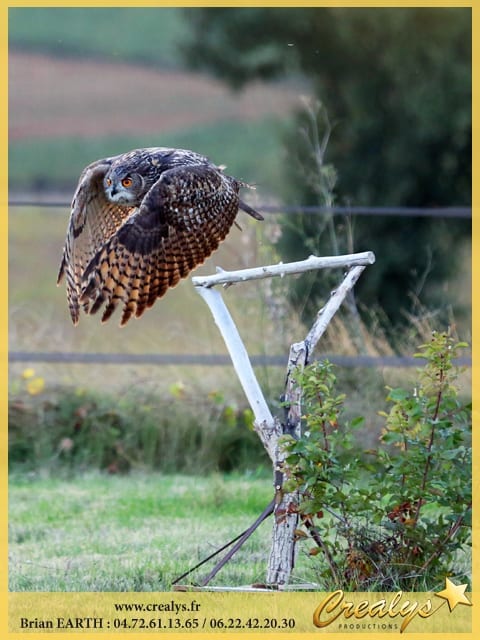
[103,166,147,206]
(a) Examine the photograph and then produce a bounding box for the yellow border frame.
[2,1,477,639]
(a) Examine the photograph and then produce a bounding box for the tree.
[182,7,471,328]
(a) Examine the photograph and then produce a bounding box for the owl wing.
[78,164,242,325]
[57,156,136,324]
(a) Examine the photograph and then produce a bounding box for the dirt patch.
[9,51,301,141]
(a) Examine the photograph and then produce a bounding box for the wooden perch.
[267,264,370,585]
[192,251,375,288]
[193,252,375,588]
[196,285,280,462]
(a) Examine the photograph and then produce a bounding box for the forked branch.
[193,251,375,587]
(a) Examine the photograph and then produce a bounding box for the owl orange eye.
[121,177,133,188]
[105,178,112,187]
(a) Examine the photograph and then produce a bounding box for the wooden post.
[192,252,375,588]
[265,264,371,585]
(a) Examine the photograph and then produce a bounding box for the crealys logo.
[312,578,472,633]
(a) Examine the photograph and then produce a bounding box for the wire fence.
[8,350,472,368]
[9,198,471,370]
[8,199,472,219]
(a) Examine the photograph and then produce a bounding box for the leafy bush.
[8,381,268,475]
[281,330,471,591]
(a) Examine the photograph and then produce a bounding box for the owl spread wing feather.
[57,156,136,324]
[78,164,246,325]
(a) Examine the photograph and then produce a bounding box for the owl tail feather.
[239,200,263,221]
[56,256,66,285]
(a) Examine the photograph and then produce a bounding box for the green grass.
[11,471,378,592]
[10,470,470,593]
[9,7,189,68]
[8,472,276,591]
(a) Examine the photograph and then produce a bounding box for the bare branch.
[192,252,375,289]
[305,265,368,357]
[193,251,375,587]
[195,286,280,461]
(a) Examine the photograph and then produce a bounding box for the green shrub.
[8,383,268,475]
[281,329,471,591]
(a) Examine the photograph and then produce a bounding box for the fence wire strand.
[9,198,471,369]
[8,199,472,218]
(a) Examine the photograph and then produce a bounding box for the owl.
[57,147,263,326]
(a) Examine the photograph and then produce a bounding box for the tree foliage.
[182,8,471,326]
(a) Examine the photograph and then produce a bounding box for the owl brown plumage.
[57,147,263,326]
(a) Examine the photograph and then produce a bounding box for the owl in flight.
[57,147,263,326]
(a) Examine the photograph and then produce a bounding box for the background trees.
[183,7,471,328]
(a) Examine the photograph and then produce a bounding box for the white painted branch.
[195,286,280,461]
[305,264,368,355]
[192,252,375,288]
[193,252,376,588]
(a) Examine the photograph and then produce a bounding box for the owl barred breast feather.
[57,147,263,326]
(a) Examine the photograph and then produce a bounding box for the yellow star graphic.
[435,578,472,612]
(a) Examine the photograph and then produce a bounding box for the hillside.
[9,51,302,193]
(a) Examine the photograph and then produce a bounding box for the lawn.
[8,472,279,592]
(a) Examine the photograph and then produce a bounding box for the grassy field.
[9,202,471,470]
[9,119,289,194]
[9,7,189,68]
[9,50,299,192]
[8,471,284,592]
[9,9,299,191]
[9,204,294,397]
[9,467,471,593]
